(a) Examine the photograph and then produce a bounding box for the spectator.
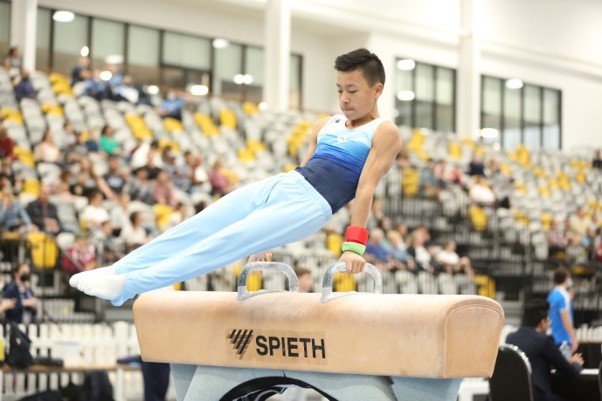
[0,184,34,233]
[56,121,78,151]
[163,202,193,232]
[84,69,109,100]
[62,234,97,276]
[468,176,496,206]
[79,190,109,233]
[209,159,231,197]
[89,220,125,265]
[99,125,122,157]
[14,69,37,101]
[103,156,127,196]
[159,89,185,121]
[25,185,62,235]
[364,228,399,271]
[70,157,114,200]
[506,299,583,401]
[418,160,439,198]
[2,263,38,324]
[467,154,486,177]
[547,268,578,353]
[407,226,436,274]
[592,149,602,170]
[71,56,90,86]
[548,219,569,259]
[34,130,63,165]
[435,240,474,278]
[3,46,22,80]
[0,158,22,192]
[153,170,177,207]
[112,75,139,104]
[128,167,155,205]
[567,207,589,243]
[64,129,88,163]
[0,126,15,161]
[121,211,151,250]
[294,266,314,293]
[131,140,163,175]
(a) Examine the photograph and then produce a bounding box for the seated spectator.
[14,69,37,101]
[364,228,400,271]
[131,140,163,176]
[71,56,90,86]
[153,170,177,207]
[99,125,122,157]
[209,159,232,197]
[293,266,314,293]
[103,156,127,196]
[467,154,486,177]
[109,192,132,235]
[64,129,88,163]
[506,299,583,401]
[121,211,151,250]
[567,207,589,243]
[163,202,193,232]
[112,75,139,104]
[34,130,63,165]
[407,226,437,274]
[468,176,496,206]
[2,263,37,324]
[0,158,22,192]
[70,157,114,200]
[56,121,78,151]
[79,190,109,233]
[159,89,186,121]
[25,185,62,235]
[61,234,97,276]
[84,69,109,100]
[592,149,602,170]
[565,236,586,264]
[127,167,155,205]
[89,220,125,265]
[0,184,34,233]
[435,240,474,278]
[581,226,598,260]
[0,126,15,161]
[547,219,568,259]
[419,160,439,198]
[384,229,410,262]
[3,46,22,80]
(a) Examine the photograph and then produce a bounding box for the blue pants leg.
[113,174,283,274]
[112,171,332,306]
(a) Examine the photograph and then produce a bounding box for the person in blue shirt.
[70,48,402,307]
[2,263,38,324]
[159,90,186,121]
[547,267,578,353]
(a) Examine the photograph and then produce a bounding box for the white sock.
[69,266,117,288]
[78,272,126,301]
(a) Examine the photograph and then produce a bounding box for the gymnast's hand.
[247,250,273,263]
[339,251,366,274]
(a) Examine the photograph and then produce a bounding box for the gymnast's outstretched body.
[70,48,402,306]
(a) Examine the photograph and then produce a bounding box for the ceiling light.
[80,46,89,57]
[146,85,159,95]
[53,11,75,23]
[480,128,499,138]
[212,38,230,49]
[396,90,415,101]
[105,54,124,65]
[505,78,523,90]
[99,71,112,81]
[190,85,209,96]
[396,59,416,71]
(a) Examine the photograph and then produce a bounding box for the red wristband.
[344,226,369,246]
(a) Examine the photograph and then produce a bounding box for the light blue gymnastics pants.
[111,171,332,306]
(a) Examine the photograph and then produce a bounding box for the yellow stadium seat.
[219,108,237,129]
[242,101,259,115]
[194,113,219,136]
[163,117,184,133]
[333,272,357,292]
[469,204,488,231]
[27,231,59,269]
[153,204,175,231]
[326,233,343,256]
[402,167,419,198]
[234,263,262,291]
[448,141,462,160]
[22,178,40,195]
[473,274,495,298]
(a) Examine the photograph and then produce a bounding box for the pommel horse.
[133,262,504,401]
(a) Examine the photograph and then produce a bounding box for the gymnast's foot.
[69,265,118,288]
[75,270,126,302]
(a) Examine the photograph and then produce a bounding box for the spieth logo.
[227,329,255,359]
[227,329,326,360]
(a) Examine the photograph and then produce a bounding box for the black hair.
[553,267,569,285]
[334,48,385,86]
[522,298,549,328]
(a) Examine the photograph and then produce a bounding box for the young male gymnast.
[70,48,402,306]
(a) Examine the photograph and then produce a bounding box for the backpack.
[6,322,35,369]
[18,390,63,401]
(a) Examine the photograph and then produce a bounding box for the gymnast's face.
[337,69,383,123]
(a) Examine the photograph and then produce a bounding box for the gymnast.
[70,48,402,306]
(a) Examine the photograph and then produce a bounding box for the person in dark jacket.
[2,263,38,324]
[506,299,584,401]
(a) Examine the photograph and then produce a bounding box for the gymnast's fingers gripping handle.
[320,262,383,303]
[237,262,299,301]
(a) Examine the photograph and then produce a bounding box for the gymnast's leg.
[78,171,332,305]
[69,174,280,287]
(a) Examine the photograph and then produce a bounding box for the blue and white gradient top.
[296,114,386,213]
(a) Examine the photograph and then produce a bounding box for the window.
[36,8,51,71]
[394,58,456,133]
[52,13,88,76]
[91,19,125,68]
[480,75,561,150]
[213,42,243,101]
[127,25,160,84]
[244,46,263,103]
[289,54,302,110]
[163,32,210,70]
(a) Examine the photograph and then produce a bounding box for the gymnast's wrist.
[344,226,369,245]
[342,241,366,256]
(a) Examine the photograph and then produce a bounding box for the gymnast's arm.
[341,121,402,274]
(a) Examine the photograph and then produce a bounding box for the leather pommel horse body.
[133,263,504,401]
